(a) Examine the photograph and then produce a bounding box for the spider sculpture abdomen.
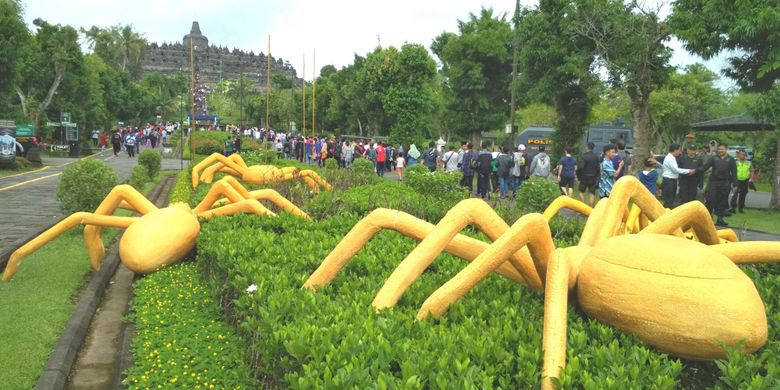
[577,234,768,360]
[119,203,200,274]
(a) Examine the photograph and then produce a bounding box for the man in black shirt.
[476,142,493,200]
[677,144,703,204]
[700,143,737,226]
[577,142,600,206]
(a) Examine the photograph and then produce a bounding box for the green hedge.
[194,213,692,388]
[124,262,255,388]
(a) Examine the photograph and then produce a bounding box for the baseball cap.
[518,144,526,151]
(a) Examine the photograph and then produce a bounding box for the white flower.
[246,284,258,293]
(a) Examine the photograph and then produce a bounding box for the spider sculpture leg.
[594,176,670,243]
[83,185,159,270]
[541,196,592,221]
[710,241,780,264]
[372,199,546,310]
[193,177,274,217]
[302,208,528,291]
[3,213,138,281]
[201,153,246,184]
[298,169,333,191]
[639,201,721,245]
[209,183,311,220]
[191,153,248,187]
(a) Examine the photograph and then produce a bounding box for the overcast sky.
[21,0,730,86]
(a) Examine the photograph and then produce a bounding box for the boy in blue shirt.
[638,157,659,196]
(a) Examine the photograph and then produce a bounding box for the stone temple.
[142,21,301,91]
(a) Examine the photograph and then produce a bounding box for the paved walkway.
[0,153,185,250]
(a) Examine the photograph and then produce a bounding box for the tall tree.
[15,19,83,128]
[671,0,780,208]
[0,0,28,116]
[432,8,513,144]
[517,0,597,156]
[576,0,673,171]
[82,24,146,78]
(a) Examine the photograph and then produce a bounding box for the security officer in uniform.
[729,149,752,213]
[677,144,703,204]
[701,143,737,226]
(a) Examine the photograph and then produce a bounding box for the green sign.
[291,122,297,133]
[61,112,71,123]
[46,121,61,127]
[16,123,34,136]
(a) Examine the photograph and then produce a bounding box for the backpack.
[535,155,550,177]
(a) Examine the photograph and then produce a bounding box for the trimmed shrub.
[323,158,337,170]
[128,165,151,190]
[138,149,162,178]
[516,177,562,213]
[405,166,467,203]
[56,159,118,212]
[351,157,375,176]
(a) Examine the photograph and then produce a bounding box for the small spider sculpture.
[305,175,780,388]
[192,153,332,192]
[3,176,310,281]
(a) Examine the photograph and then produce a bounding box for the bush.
[516,177,562,213]
[138,149,162,178]
[405,166,467,203]
[323,158,337,170]
[124,262,256,388]
[351,157,375,176]
[56,159,118,212]
[128,165,151,191]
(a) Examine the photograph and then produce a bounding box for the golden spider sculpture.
[305,175,780,389]
[191,153,332,192]
[3,176,310,282]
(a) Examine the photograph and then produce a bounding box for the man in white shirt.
[443,146,460,172]
[661,143,696,208]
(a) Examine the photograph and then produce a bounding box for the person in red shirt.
[375,142,387,176]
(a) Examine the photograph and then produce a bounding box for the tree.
[576,0,673,172]
[0,0,28,116]
[15,19,83,128]
[516,0,598,157]
[82,24,146,79]
[432,8,513,144]
[671,0,780,208]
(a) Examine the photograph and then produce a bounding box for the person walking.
[443,146,460,172]
[577,142,600,206]
[111,131,122,156]
[476,142,493,200]
[510,144,526,196]
[660,144,693,208]
[124,133,136,157]
[396,152,405,180]
[701,143,737,226]
[529,145,552,180]
[376,142,387,176]
[729,150,752,213]
[677,144,703,204]
[460,143,476,193]
[91,129,99,147]
[556,148,577,197]
[599,144,619,198]
[495,146,513,198]
[423,141,438,172]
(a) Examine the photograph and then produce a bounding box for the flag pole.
[312,49,316,139]
[189,35,195,156]
[265,35,271,133]
[302,54,306,140]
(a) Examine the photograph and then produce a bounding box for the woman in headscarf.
[407,144,421,166]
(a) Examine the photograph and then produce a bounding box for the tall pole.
[189,35,195,156]
[302,54,306,140]
[312,49,316,139]
[509,0,521,151]
[266,35,271,132]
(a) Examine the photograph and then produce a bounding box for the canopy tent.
[690,112,775,132]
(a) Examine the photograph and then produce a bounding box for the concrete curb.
[34,245,121,390]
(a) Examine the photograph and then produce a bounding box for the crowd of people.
[100,122,179,157]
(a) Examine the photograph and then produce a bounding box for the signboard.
[61,112,71,124]
[290,122,297,133]
[46,121,61,127]
[16,124,34,137]
[65,126,79,142]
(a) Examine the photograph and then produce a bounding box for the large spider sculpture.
[3,176,311,281]
[191,153,332,192]
[304,175,780,388]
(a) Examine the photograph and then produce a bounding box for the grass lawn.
[754,182,772,193]
[723,208,780,235]
[0,177,162,389]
